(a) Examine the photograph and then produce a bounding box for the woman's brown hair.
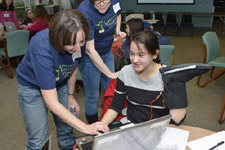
[33,5,50,23]
[126,18,144,41]
[49,9,89,53]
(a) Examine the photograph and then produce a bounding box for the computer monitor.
[45,5,60,16]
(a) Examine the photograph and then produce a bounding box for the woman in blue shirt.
[17,9,109,150]
[77,0,126,124]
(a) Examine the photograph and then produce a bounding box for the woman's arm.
[170,108,186,125]
[24,19,39,32]
[115,14,126,38]
[24,18,48,33]
[85,39,119,79]
[41,88,109,135]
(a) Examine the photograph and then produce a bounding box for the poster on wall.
[137,0,195,4]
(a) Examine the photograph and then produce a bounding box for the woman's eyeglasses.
[94,0,110,4]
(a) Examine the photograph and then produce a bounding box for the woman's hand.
[68,95,80,116]
[116,31,126,40]
[109,71,120,79]
[84,122,109,135]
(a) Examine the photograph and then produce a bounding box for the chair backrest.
[159,45,175,66]
[143,11,151,19]
[166,12,177,24]
[202,32,220,63]
[6,30,29,58]
[181,12,193,25]
[126,10,134,16]
[155,12,164,24]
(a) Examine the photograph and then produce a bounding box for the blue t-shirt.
[78,0,122,54]
[16,29,83,90]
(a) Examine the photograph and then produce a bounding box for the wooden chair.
[0,30,30,78]
[159,45,175,66]
[218,93,225,124]
[197,32,225,87]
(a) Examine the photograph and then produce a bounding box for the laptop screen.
[77,115,171,150]
[4,22,17,33]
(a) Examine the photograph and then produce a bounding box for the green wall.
[121,0,214,28]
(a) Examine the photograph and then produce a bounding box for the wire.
[149,92,165,120]
[72,140,78,150]
[111,36,125,58]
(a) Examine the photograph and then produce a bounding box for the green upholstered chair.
[197,31,225,87]
[159,45,175,66]
[0,30,29,78]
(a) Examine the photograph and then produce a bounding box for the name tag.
[4,13,9,18]
[113,2,121,13]
[72,52,81,61]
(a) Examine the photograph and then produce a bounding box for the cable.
[149,92,165,120]
[72,140,78,150]
[111,36,125,58]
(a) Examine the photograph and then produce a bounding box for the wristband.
[68,93,74,95]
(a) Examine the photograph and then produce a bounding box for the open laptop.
[76,115,171,150]
[40,135,52,150]
[4,22,17,33]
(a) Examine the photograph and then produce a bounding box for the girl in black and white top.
[101,31,186,125]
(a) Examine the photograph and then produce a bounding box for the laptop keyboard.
[81,141,93,150]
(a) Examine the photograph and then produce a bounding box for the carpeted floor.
[0,19,224,150]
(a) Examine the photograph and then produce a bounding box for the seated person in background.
[19,8,33,29]
[122,18,144,65]
[101,31,186,127]
[116,18,171,71]
[0,0,19,29]
[24,5,50,35]
[144,21,171,45]
[115,18,144,71]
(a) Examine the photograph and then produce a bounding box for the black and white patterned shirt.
[109,64,169,123]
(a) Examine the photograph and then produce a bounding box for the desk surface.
[0,36,6,39]
[122,11,225,17]
[122,19,158,24]
[169,124,215,150]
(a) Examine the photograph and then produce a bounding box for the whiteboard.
[137,0,195,4]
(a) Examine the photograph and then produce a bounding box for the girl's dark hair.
[49,9,89,53]
[126,18,144,41]
[131,31,160,63]
[33,5,51,23]
[0,0,15,11]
